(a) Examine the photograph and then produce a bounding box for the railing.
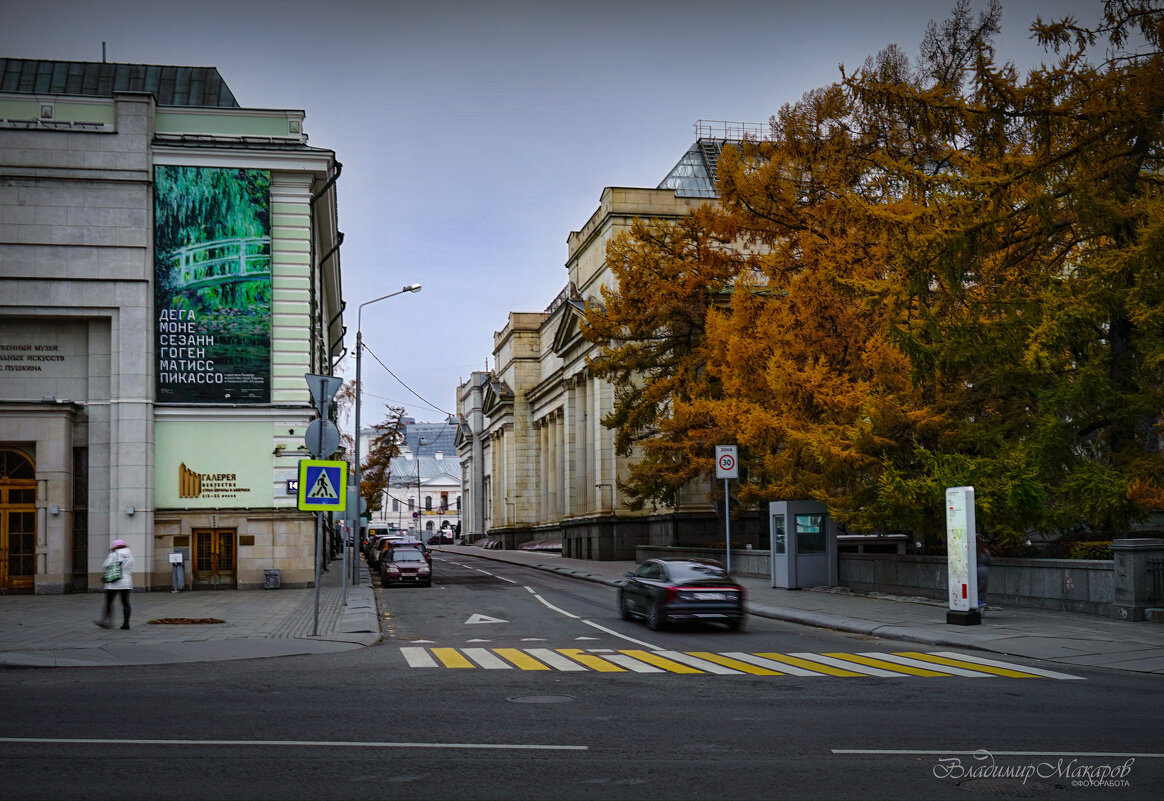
[544,282,574,315]
[1149,557,1164,605]
[694,119,769,142]
[171,236,271,291]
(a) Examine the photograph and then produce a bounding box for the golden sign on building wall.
[178,462,202,498]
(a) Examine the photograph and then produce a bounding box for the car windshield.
[391,549,425,563]
[668,561,728,581]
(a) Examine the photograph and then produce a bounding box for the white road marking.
[859,652,987,677]
[400,647,438,668]
[531,593,579,619]
[720,653,825,676]
[603,654,665,673]
[524,648,588,671]
[462,648,512,669]
[931,652,1087,680]
[654,651,744,674]
[0,737,587,752]
[464,613,508,624]
[832,749,1163,757]
[579,619,662,650]
[788,652,901,677]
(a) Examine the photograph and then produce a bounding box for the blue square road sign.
[297,460,348,511]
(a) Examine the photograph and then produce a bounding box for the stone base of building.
[152,508,323,591]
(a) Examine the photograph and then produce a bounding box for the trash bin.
[264,569,280,589]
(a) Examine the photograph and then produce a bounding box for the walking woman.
[96,539,135,630]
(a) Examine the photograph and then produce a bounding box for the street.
[0,553,1160,801]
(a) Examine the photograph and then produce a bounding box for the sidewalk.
[0,556,380,668]
[2,546,1162,673]
[440,545,1164,675]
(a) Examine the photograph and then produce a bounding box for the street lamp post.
[352,283,421,584]
[415,437,427,538]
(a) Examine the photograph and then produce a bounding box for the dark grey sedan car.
[618,558,745,631]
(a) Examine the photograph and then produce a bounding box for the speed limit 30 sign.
[715,445,738,479]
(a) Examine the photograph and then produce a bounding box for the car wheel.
[726,617,744,631]
[618,593,634,621]
[646,601,665,631]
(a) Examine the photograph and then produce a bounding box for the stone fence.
[636,538,1164,621]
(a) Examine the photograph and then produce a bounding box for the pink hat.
[111,539,127,549]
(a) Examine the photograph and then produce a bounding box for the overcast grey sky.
[1,0,1103,427]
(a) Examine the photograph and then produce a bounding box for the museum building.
[0,58,345,593]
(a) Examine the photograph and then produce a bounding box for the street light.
[415,437,428,537]
[352,283,421,583]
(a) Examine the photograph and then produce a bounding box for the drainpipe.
[309,160,343,371]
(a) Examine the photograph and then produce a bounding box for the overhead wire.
[362,342,455,418]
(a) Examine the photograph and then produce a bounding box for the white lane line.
[524,648,588,671]
[603,654,665,673]
[654,651,744,674]
[531,593,580,619]
[787,652,902,677]
[462,648,512,669]
[931,652,1086,680]
[579,619,663,650]
[831,749,1164,757]
[400,647,438,668]
[0,737,587,752]
[859,652,987,677]
[721,652,824,677]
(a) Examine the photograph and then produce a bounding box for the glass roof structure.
[657,120,770,199]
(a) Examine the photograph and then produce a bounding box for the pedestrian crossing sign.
[297,459,348,511]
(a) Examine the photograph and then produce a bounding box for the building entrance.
[0,449,37,593]
[192,528,236,589]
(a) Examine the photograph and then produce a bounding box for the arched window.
[425,496,432,512]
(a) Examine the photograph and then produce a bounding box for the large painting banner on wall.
[154,166,271,403]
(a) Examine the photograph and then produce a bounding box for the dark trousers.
[101,589,131,627]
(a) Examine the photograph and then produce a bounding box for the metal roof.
[387,454,459,487]
[0,58,240,107]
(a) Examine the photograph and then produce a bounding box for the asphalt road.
[1,553,1160,801]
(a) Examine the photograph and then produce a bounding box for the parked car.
[376,538,430,567]
[427,531,455,545]
[380,547,432,588]
[617,558,745,631]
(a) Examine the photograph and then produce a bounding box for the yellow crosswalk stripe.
[686,651,784,675]
[494,648,551,670]
[753,652,865,676]
[556,649,626,672]
[399,647,1080,679]
[431,647,475,668]
[618,649,705,673]
[822,652,954,677]
[895,651,1046,678]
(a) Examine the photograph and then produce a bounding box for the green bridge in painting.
[170,236,271,291]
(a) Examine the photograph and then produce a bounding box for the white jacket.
[101,546,134,590]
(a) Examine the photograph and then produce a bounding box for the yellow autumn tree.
[585,0,1164,546]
